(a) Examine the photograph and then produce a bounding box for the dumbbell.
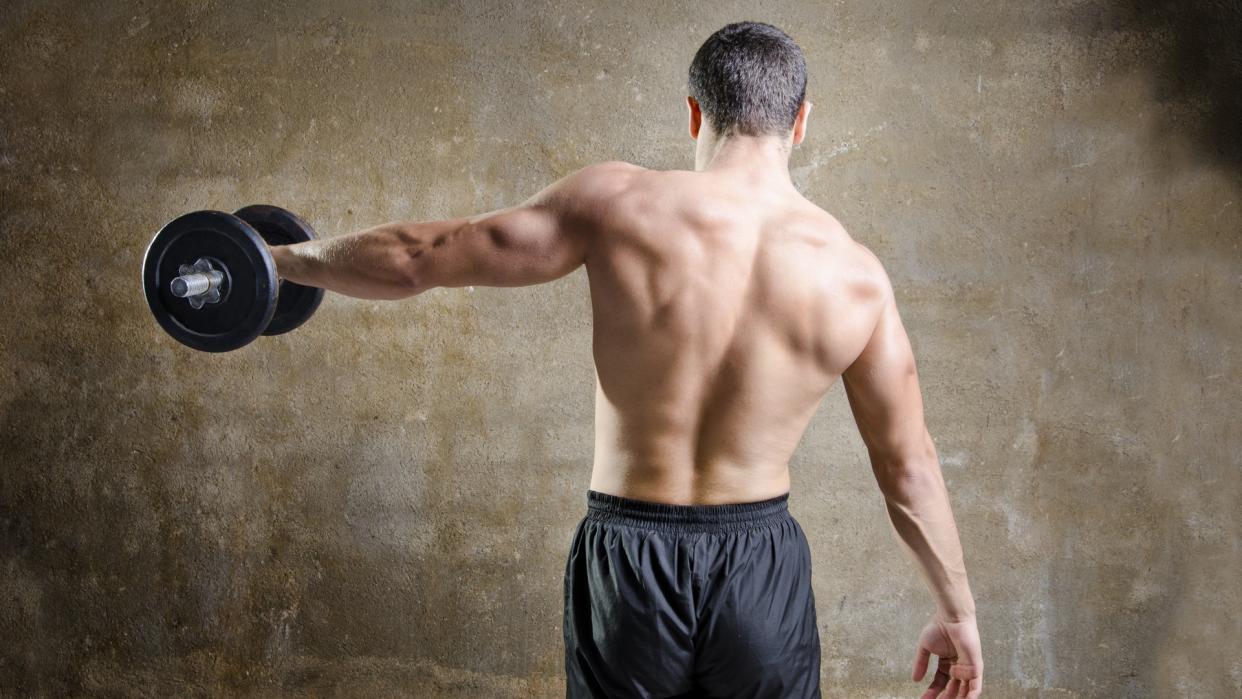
[141,205,325,352]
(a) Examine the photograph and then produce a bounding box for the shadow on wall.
[1117,0,1242,173]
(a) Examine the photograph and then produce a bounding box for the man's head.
[687,22,811,151]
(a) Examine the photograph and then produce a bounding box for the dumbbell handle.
[170,270,224,298]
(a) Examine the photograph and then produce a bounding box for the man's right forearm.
[874,432,976,622]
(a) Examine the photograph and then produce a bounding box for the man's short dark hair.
[688,22,808,137]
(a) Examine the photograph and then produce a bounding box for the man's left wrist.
[268,244,288,282]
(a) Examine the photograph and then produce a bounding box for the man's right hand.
[912,616,983,698]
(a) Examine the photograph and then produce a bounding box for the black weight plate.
[142,210,278,352]
[234,204,325,337]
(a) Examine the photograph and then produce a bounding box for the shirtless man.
[270,21,982,699]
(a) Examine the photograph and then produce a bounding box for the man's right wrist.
[935,607,976,624]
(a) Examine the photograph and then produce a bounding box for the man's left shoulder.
[571,160,647,187]
[581,159,647,175]
[553,161,647,208]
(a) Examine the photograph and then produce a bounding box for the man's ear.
[687,96,702,140]
[792,99,812,145]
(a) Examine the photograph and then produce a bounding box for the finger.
[920,658,951,699]
[950,663,982,687]
[913,645,931,681]
[957,676,970,698]
[939,678,960,699]
[966,676,983,699]
[920,673,946,699]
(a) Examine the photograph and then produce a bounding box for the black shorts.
[563,490,821,698]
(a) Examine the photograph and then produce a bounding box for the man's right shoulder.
[811,212,893,309]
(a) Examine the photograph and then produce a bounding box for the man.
[270,21,982,699]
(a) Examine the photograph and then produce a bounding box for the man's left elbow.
[392,252,432,297]
[403,270,432,297]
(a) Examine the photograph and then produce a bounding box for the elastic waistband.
[586,489,791,533]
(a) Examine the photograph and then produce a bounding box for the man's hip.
[563,489,821,698]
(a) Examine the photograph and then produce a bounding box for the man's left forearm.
[269,218,466,300]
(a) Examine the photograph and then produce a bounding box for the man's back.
[271,21,981,696]
[583,163,884,504]
[275,150,982,695]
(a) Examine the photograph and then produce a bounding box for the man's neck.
[695,133,794,186]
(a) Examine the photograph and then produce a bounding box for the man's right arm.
[841,250,982,698]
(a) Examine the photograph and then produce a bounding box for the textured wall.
[1,1,1239,697]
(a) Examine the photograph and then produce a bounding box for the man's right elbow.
[871,435,942,500]
[876,462,943,504]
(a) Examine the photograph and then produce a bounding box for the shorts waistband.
[586,489,791,533]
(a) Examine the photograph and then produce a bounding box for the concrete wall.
[2,1,1238,696]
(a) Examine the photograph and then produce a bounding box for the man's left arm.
[270,161,632,299]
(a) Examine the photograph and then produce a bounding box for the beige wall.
[1,1,1238,696]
